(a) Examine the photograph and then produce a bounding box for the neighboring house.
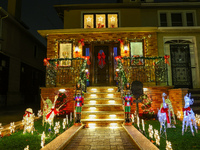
[0,1,46,107]
[38,0,200,115]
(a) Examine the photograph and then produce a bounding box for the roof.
[38,26,200,38]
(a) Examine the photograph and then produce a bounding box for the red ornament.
[164,55,170,66]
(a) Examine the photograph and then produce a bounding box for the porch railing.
[115,56,168,90]
[44,58,87,91]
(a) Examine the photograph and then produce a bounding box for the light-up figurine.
[54,121,60,134]
[182,93,198,136]
[24,145,29,150]
[22,108,35,134]
[37,110,42,118]
[63,118,67,129]
[0,123,3,137]
[166,140,173,150]
[9,122,15,134]
[41,131,45,148]
[148,124,153,139]
[154,129,160,146]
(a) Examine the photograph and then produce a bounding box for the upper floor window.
[158,10,196,27]
[59,43,72,66]
[83,13,118,29]
[130,41,144,66]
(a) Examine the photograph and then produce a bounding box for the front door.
[94,46,109,85]
[170,44,193,88]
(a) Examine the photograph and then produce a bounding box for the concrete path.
[63,127,140,150]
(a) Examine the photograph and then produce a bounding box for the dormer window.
[83,13,118,28]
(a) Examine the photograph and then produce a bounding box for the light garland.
[154,129,160,146]
[41,131,45,148]
[9,122,15,134]
[148,124,153,139]
[166,140,173,150]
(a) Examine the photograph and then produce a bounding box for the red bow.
[23,111,32,117]
[161,107,170,123]
[164,55,170,66]
[43,58,50,66]
[118,39,124,45]
[98,52,106,66]
[82,56,91,65]
[46,108,59,120]
[78,39,84,46]
[115,56,122,61]
[183,107,191,116]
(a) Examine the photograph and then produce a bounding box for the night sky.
[1,0,117,46]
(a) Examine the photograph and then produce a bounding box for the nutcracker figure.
[74,82,84,124]
[124,83,133,123]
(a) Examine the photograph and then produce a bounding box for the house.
[38,0,200,124]
[0,0,46,107]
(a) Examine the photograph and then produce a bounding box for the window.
[158,11,196,27]
[130,42,144,66]
[59,43,72,66]
[171,13,182,26]
[83,13,118,28]
[160,13,167,27]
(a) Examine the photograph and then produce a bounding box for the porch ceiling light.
[59,89,66,93]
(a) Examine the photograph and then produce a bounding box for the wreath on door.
[97,50,106,69]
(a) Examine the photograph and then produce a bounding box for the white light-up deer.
[182,93,198,136]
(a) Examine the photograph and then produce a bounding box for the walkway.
[64,127,140,150]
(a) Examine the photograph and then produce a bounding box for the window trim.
[81,11,120,28]
[158,10,197,27]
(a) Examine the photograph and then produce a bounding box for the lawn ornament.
[154,129,160,146]
[54,121,60,134]
[37,110,42,118]
[63,118,67,129]
[0,123,3,137]
[22,108,35,134]
[9,122,15,134]
[148,124,153,139]
[182,93,198,136]
[166,140,173,150]
[124,83,133,123]
[41,131,45,148]
[24,145,29,150]
[41,96,53,126]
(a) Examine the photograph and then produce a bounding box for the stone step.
[82,106,123,111]
[83,104,122,107]
[84,93,121,98]
[84,97,121,100]
[84,99,122,105]
[87,86,118,93]
[81,113,124,120]
[82,111,124,114]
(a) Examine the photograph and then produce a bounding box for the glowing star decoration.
[148,124,153,139]
[142,119,145,131]
[63,118,67,129]
[54,121,60,134]
[0,123,3,136]
[98,16,103,22]
[86,17,92,22]
[37,110,42,118]
[182,93,198,136]
[137,115,140,129]
[110,16,115,22]
[166,140,173,150]
[9,122,15,134]
[41,131,45,148]
[22,108,35,134]
[154,129,160,146]
[131,114,134,123]
[177,111,181,119]
[24,145,29,150]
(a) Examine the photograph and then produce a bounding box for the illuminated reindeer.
[182,93,198,136]
[157,93,172,137]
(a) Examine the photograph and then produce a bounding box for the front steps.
[188,89,200,114]
[81,86,124,127]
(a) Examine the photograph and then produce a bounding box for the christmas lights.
[24,145,29,150]
[54,121,60,134]
[166,140,173,150]
[41,131,45,148]
[148,124,153,139]
[9,122,15,134]
[37,110,42,118]
[154,129,160,146]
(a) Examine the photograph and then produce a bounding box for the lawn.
[134,119,200,150]
[0,118,74,150]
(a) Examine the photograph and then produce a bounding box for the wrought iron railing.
[115,56,168,90]
[44,58,87,91]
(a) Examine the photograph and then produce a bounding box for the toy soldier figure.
[124,83,133,123]
[74,82,84,124]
